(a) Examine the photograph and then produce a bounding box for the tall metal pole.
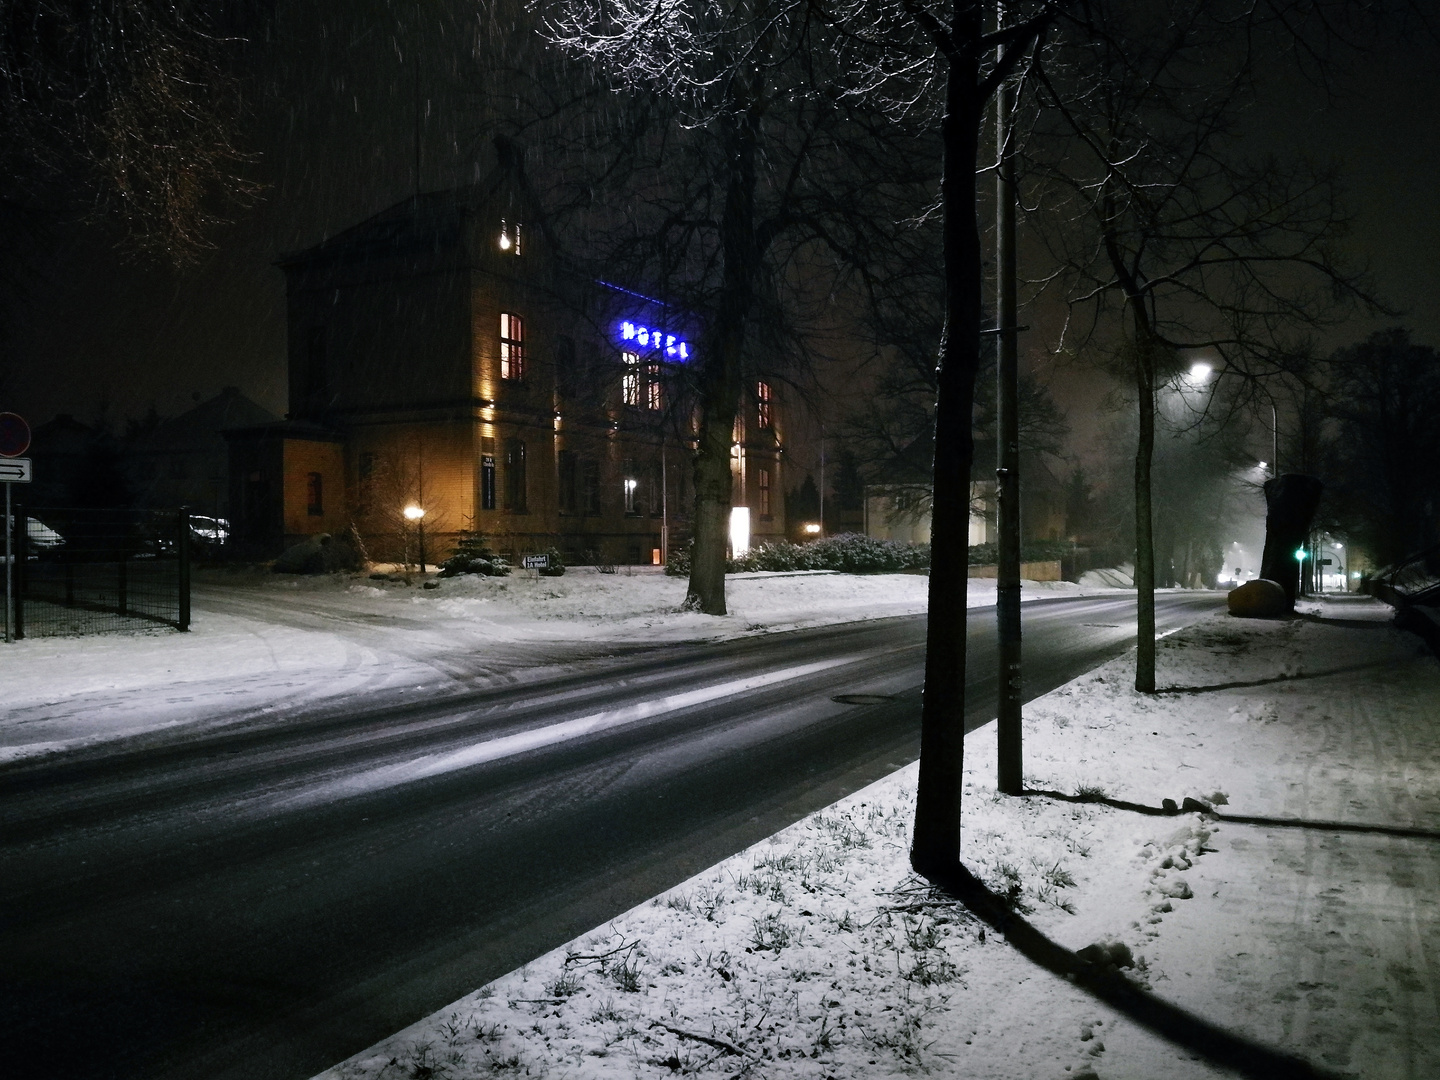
[818,423,826,536]
[995,18,1024,796]
[4,482,12,644]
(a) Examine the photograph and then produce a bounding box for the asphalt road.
[0,592,1222,1080]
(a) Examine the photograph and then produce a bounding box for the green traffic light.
[1294,548,1307,561]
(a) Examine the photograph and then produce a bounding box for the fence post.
[117,549,127,617]
[12,500,25,640]
[177,507,191,631]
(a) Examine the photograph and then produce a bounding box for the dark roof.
[277,136,547,270]
[136,388,279,453]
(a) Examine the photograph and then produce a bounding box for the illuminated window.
[758,467,771,518]
[499,219,522,254]
[646,363,662,411]
[500,313,525,380]
[757,380,773,430]
[622,350,641,406]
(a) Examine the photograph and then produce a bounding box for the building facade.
[231,141,784,565]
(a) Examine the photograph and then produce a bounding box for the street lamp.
[404,505,427,572]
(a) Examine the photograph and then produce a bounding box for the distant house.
[861,430,1067,549]
[231,138,785,564]
[127,387,279,521]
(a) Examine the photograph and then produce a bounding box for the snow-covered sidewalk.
[315,595,1440,1080]
[0,568,1118,765]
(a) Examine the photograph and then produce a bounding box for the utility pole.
[995,15,1023,796]
[818,423,826,536]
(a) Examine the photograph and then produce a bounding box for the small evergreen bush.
[438,531,512,577]
[537,548,566,576]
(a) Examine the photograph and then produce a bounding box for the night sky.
[4,5,1437,462]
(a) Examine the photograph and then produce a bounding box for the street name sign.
[0,458,31,483]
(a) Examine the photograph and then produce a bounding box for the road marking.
[283,651,889,807]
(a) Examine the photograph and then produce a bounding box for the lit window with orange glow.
[757,380,773,430]
[646,363,662,411]
[500,313,525,380]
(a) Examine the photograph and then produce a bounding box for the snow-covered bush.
[438,531,511,577]
[667,534,929,575]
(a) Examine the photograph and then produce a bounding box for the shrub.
[438,531,512,577]
[537,547,566,576]
[666,534,928,575]
[665,541,692,576]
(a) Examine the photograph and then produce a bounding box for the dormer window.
[499,219,522,254]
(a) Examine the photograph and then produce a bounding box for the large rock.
[273,534,331,574]
[1228,578,1289,618]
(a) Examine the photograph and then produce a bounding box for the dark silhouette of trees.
[1323,329,1440,567]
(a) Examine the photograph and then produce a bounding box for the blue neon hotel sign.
[620,321,689,361]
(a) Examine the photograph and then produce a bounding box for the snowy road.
[0,592,1221,1080]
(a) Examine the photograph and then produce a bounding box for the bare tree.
[535,0,931,614]
[1025,0,1382,691]
[0,0,256,259]
[833,0,1060,878]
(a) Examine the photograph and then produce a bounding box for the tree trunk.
[686,109,759,615]
[911,20,982,877]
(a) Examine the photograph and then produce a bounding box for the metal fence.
[5,506,191,639]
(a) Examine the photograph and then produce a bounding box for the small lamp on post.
[404,505,427,572]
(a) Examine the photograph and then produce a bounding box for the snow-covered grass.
[315,596,1440,1080]
[0,567,1123,764]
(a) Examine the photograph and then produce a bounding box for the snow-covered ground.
[0,567,1119,765]
[314,595,1440,1080]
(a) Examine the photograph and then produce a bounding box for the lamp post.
[404,505,427,572]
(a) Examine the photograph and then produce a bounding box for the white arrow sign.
[0,457,31,483]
